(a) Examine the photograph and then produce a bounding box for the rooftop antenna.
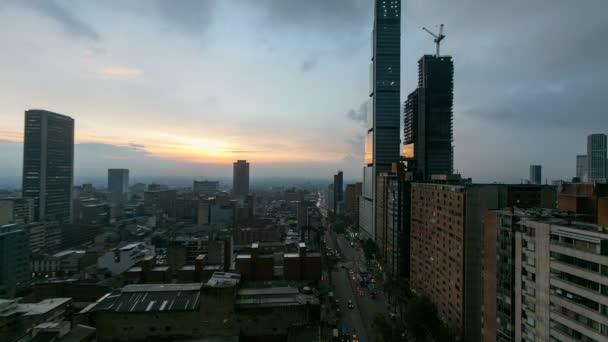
[422,24,446,57]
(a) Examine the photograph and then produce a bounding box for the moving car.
[348,300,354,309]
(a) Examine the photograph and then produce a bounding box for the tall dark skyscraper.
[360,0,401,239]
[529,164,542,185]
[403,55,454,180]
[233,160,250,197]
[22,109,74,223]
[333,171,343,213]
[108,169,129,205]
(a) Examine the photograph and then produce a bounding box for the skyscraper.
[360,0,401,239]
[576,154,588,181]
[22,109,74,223]
[587,134,607,183]
[233,160,250,197]
[108,169,129,205]
[403,55,454,180]
[333,171,343,213]
[529,164,542,185]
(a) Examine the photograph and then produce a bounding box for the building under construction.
[403,55,454,180]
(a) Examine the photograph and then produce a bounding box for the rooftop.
[52,250,86,258]
[80,283,203,314]
[207,272,241,287]
[0,298,72,317]
[236,286,318,308]
[119,242,145,251]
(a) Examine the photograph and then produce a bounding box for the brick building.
[558,182,608,223]
[410,182,556,341]
[235,243,321,282]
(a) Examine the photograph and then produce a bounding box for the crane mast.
[422,24,446,57]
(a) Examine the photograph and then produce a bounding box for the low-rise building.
[97,242,154,275]
[0,297,72,341]
[236,285,320,340]
[31,250,86,276]
[236,243,321,282]
[80,278,239,341]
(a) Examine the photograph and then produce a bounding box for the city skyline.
[1,1,607,184]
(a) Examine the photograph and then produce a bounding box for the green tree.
[372,313,406,342]
[402,296,456,342]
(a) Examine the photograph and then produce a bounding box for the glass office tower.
[108,169,130,205]
[587,134,607,183]
[360,0,401,239]
[22,109,74,223]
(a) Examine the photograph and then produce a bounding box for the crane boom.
[422,24,447,57]
[422,27,438,39]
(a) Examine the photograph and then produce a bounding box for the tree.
[402,296,456,342]
[362,238,377,260]
[372,313,406,342]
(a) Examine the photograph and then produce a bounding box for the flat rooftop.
[207,272,240,287]
[119,242,144,251]
[80,283,203,314]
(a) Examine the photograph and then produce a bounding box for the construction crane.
[422,24,446,57]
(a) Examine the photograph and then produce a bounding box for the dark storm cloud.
[21,0,100,40]
[252,0,370,33]
[403,0,608,129]
[346,101,367,124]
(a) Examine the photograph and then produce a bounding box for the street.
[325,228,390,342]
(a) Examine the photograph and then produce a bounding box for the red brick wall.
[236,257,253,281]
[302,255,321,281]
[599,198,608,227]
[410,184,465,335]
[254,257,274,281]
[284,257,301,281]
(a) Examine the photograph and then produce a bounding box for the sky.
[0,0,607,185]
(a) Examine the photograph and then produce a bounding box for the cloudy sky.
[0,0,606,184]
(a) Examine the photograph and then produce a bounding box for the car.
[348,303,355,309]
[389,312,397,320]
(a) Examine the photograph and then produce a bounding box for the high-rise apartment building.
[233,160,250,197]
[0,224,31,297]
[529,165,542,185]
[576,155,588,181]
[485,210,608,341]
[403,55,454,180]
[360,0,401,239]
[333,171,343,213]
[108,169,129,206]
[22,109,74,223]
[410,182,556,341]
[587,134,607,183]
